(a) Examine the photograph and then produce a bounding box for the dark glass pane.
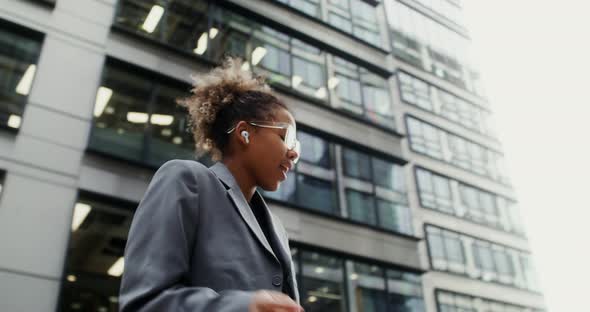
[377,199,409,233]
[162,0,209,52]
[342,148,371,181]
[59,197,134,312]
[389,294,425,312]
[372,158,405,192]
[89,65,153,162]
[346,189,376,225]
[210,9,250,62]
[0,24,42,129]
[299,131,331,168]
[301,251,345,312]
[115,0,210,52]
[296,174,337,215]
[89,61,194,166]
[145,84,195,167]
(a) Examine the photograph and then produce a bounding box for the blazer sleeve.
[119,160,254,312]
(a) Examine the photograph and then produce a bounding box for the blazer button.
[272,275,282,287]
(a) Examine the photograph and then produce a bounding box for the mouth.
[279,164,289,180]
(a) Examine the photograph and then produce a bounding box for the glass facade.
[409,0,464,27]
[114,0,396,130]
[0,20,43,131]
[436,290,546,312]
[398,72,494,137]
[275,0,384,48]
[88,59,196,167]
[59,194,135,312]
[426,226,540,292]
[406,116,510,184]
[59,192,424,312]
[293,247,425,312]
[384,0,483,96]
[342,147,411,233]
[332,56,395,129]
[264,131,412,235]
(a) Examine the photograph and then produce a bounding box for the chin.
[260,180,280,192]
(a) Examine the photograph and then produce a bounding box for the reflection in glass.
[59,196,134,312]
[349,261,387,312]
[386,269,425,312]
[301,251,345,312]
[299,131,331,168]
[342,148,371,181]
[0,24,42,130]
[332,57,394,128]
[346,189,376,225]
[297,174,337,215]
[89,60,196,167]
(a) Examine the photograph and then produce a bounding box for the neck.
[222,157,257,202]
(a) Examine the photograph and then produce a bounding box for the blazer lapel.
[256,193,299,302]
[209,163,278,263]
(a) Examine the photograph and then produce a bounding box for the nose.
[287,148,299,164]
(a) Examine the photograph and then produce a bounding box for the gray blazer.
[119,160,299,311]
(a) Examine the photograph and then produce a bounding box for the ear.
[234,121,251,146]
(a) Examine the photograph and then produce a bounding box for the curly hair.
[178,57,288,161]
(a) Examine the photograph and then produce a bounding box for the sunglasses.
[226,121,301,163]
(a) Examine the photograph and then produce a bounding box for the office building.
[0,0,545,311]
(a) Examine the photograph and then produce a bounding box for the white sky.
[462,1,590,311]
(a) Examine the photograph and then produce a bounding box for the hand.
[249,290,304,312]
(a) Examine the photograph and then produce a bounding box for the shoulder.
[151,159,217,188]
[155,159,210,179]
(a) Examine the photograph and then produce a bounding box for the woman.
[119,58,303,312]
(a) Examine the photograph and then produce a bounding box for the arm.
[119,160,253,312]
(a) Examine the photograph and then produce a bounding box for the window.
[459,184,500,228]
[409,0,464,27]
[332,57,395,129]
[497,197,526,236]
[386,270,425,312]
[519,254,540,292]
[406,117,444,159]
[116,1,396,130]
[437,290,545,312]
[472,241,497,281]
[384,0,482,95]
[436,291,477,312]
[342,148,411,234]
[427,225,540,292]
[415,168,453,214]
[426,226,466,274]
[292,247,425,312]
[343,147,372,181]
[0,21,43,130]
[263,130,338,216]
[417,168,525,237]
[59,193,135,312]
[275,0,383,47]
[115,0,209,52]
[346,189,377,225]
[88,59,195,167]
[299,251,346,312]
[407,117,506,184]
[398,72,493,137]
[266,132,411,234]
[349,261,387,312]
[398,72,433,111]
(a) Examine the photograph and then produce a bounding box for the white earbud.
[241,130,250,144]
